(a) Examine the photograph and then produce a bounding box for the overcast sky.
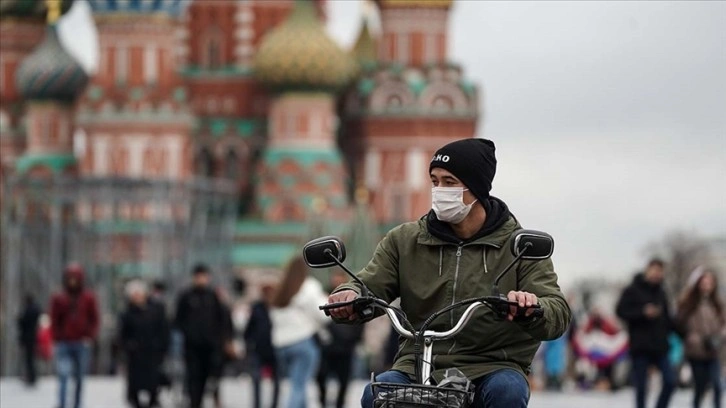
[59,0,726,289]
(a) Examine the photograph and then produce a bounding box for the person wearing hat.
[326,138,572,408]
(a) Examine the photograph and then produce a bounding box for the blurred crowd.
[532,259,724,408]
[15,257,725,408]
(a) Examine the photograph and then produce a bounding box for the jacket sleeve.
[87,293,100,340]
[119,311,132,351]
[515,258,572,341]
[615,286,646,322]
[243,305,257,342]
[333,228,401,304]
[174,294,187,333]
[49,295,62,340]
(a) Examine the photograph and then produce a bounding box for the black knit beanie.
[429,138,497,204]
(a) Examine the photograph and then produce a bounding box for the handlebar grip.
[513,304,544,322]
[319,298,375,323]
[319,300,356,316]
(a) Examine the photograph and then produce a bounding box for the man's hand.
[643,303,662,319]
[507,291,538,321]
[326,290,358,321]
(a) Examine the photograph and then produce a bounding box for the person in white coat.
[270,255,329,408]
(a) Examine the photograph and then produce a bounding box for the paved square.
[0,376,698,408]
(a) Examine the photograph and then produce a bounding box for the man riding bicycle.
[326,138,572,408]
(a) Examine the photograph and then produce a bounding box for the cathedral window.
[224,149,240,180]
[195,148,215,177]
[432,96,453,112]
[116,45,128,84]
[201,27,224,70]
[143,45,158,84]
[387,95,403,109]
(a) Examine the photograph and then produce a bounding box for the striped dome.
[16,25,89,102]
[87,0,189,16]
[254,0,356,91]
[0,0,72,20]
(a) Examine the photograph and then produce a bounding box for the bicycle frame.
[380,300,490,385]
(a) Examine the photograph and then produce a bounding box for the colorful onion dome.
[16,25,89,102]
[375,0,453,8]
[254,0,356,91]
[0,0,72,21]
[86,0,188,16]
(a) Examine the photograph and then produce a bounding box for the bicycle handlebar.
[318,295,544,341]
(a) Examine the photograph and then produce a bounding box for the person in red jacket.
[50,263,100,408]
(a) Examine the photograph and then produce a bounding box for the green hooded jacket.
[334,216,571,383]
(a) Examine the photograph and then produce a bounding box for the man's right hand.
[643,303,662,319]
[327,290,359,321]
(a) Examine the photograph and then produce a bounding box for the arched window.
[224,149,240,180]
[432,96,453,112]
[195,148,215,177]
[201,27,224,70]
[0,110,9,131]
[387,95,403,109]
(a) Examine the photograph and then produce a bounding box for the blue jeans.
[55,341,91,408]
[361,369,529,408]
[631,354,676,408]
[276,337,320,408]
[690,358,722,408]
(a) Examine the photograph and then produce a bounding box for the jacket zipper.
[447,244,464,355]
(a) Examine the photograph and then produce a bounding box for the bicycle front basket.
[372,382,472,408]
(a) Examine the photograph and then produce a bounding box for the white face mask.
[431,187,477,224]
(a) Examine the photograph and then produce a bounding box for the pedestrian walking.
[270,255,329,408]
[677,267,724,408]
[175,264,233,408]
[120,280,170,408]
[49,263,100,408]
[17,293,41,387]
[244,282,280,408]
[210,287,236,408]
[616,258,678,408]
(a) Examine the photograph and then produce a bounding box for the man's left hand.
[507,291,538,321]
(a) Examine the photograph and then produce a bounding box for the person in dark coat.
[120,280,170,408]
[149,280,172,390]
[210,287,236,408]
[17,293,41,386]
[174,264,232,408]
[243,282,279,408]
[616,258,678,408]
[317,272,365,408]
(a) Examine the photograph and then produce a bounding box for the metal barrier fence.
[0,175,238,376]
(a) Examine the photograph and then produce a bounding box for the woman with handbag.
[677,267,725,408]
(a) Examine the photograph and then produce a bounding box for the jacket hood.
[63,263,85,291]
[418,214,520,249]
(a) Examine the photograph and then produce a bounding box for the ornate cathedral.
[0,0,478,279]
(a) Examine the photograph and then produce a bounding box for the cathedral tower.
[253,0,355,223]
[14,0,88,177]
[0,0,73,173]
[342,0,479,224]
[77,0,193,180]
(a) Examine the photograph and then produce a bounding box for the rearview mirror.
[302,236,347,268]
[511,229,554,260]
